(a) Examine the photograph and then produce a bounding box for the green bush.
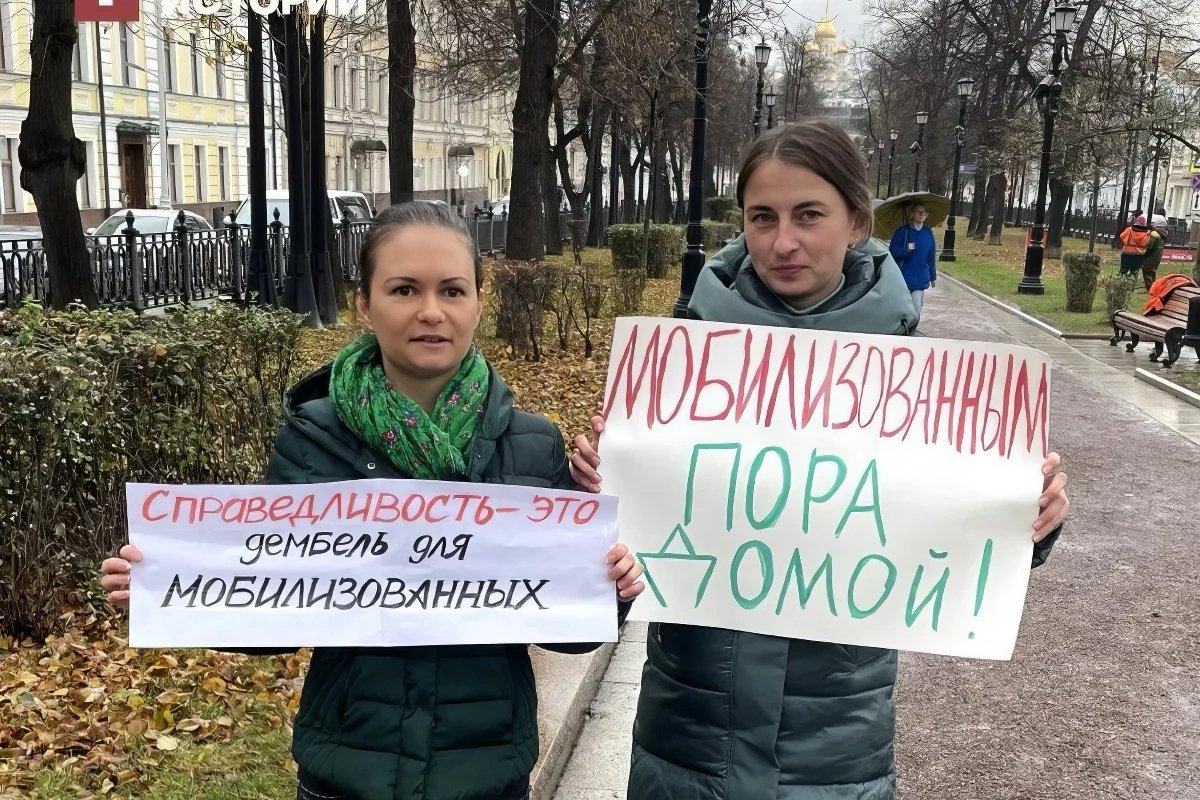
[701,221,739,252]
[0,301,303,640]
[1100,273,1139,318]
[1063,252,1102,313]
[704,196,739,222]
[607,224,684,278]
[492,260,557,360]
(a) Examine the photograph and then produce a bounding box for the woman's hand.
[606,543,645,601]
[99,544,143,610]
[569,415,605,493]
[1034,452,1069,542]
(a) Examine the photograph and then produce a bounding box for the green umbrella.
[873,192,950,240]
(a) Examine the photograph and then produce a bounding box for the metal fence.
[0,209,599,311]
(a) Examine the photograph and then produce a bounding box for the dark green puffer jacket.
[628,236,1061,800]
[265,362,599,800]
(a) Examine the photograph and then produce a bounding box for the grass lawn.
[937,217,1122,335]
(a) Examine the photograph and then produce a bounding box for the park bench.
[1110,283,1200,367]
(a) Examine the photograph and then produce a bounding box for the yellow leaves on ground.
[0,609,305,795]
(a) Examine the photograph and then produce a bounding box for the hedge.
[607,224,684,278]
[0,302,303,639]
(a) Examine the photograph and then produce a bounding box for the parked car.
[228,190,374,227]
[87,208,214,237]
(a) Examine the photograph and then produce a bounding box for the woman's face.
[355,224,483,389]
[742,158,866,309]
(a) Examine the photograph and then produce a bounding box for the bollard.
[174,210,193,304]
[124,210,144,312]
[1182,295,1200,360]
[227,218,243,304]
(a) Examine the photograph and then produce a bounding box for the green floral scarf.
[329,333,490,480]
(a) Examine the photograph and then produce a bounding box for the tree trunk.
[1088,165,1101,255]
[19,6,95,309]
[1045,177,1071,259]
[587,104,608,246]
[974,173,999,240]
[669,139,684,224]
[544,151,563,255]
[619,130,637,222]
[388,0,416,203]
[507,0,559,260]
[966,172,987,237]
[986,172,1007,245]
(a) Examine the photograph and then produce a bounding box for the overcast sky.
[781,0,867,45]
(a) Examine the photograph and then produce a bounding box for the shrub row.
[0,302,303,639]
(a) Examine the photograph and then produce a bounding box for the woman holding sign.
[101,201,645,800]
[568,120,1069,800]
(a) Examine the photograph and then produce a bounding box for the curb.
[1133,368,1200,410]
[940,274,1063,339]
[1060,332,1113,341]
[529,639,618,800]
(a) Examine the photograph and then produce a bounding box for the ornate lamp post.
[887,129,898,197]
[765,86,778,129]
[912,111,929,192]
[875,140,884,197]
[752,39,771,137]
[1018,3,1079,295]
[940,77,975,262]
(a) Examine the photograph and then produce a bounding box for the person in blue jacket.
[888,203,937,319]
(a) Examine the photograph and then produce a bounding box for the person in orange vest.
[1118,214,1153,278]
[1141,219,1166,291]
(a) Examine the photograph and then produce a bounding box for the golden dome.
[815,17,837,38]
[804,41,819,52]
[833,42,848,54]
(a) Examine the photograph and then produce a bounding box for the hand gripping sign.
[599,317,1051,660]
[126,480,618,648]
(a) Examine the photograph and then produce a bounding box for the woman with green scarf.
[101,201,646,800]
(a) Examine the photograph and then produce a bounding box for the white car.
[230,189,374,227]
[88,208,213,236]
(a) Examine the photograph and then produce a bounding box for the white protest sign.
[600,317,1051,659]
[126,480,618,648]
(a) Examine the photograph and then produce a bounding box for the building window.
[163,32,174,92]
[349,67,358,110]
[0,7,8,71]
[77,143,93,207]
[331,63,343,108]
[193,145,205,201]
[71,24,84,80]
[218,146,228,199]
[377,71,386,113]
[190,34,201,95]
[215,42,226,98]
[168,144,181,203]
[1,139,15,212]
[120,23,137,86]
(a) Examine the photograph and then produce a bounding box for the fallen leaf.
[155,735,179,752]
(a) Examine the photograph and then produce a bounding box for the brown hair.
[736,120,874,240]
[357,201,484,298]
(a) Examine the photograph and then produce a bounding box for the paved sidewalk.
[553,278,1200,800]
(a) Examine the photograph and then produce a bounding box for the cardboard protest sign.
[600,317,1051,659]
[126,480,618,648]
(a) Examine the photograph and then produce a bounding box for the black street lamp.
[672,0,712,318]
[875,140,884,197]
[887,129,898,197]
[912,111,929,192]
[765,86,778,129]
[752,40,771,137]
[940,77,975,262]
[1018,3,1078,295]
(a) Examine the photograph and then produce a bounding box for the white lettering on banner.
[600,316,1050,660]
[126,480,618,648]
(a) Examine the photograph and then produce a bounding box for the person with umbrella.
[879,192,945,320]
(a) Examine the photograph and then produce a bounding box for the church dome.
[815,17,837,39]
